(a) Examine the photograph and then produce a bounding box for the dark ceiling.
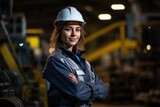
[12,0,160,39]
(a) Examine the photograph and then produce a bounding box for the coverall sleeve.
[86,66,109,100]
[43,56,98,101]
[95,74,109,99]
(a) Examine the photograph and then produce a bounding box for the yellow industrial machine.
[84,21,137,62]
[0,9,47,106]
[84,19,160,105]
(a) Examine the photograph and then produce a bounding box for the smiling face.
[61,22,82,51]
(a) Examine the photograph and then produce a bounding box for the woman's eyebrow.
[65,26,81,28]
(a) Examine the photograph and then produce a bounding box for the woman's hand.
[68,72,78,83]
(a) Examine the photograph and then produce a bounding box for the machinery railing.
[84,21,137,62]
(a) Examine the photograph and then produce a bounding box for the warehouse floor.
[92,103,150,107]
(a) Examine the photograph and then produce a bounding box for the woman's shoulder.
[47,50,64,61]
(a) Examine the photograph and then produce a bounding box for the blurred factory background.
[0,0,160,107]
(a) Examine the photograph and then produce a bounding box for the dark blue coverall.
[42,47,109,107]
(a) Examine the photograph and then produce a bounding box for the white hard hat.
[54,6,86,26]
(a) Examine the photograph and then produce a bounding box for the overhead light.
[146,44,151,51]
[111,4,125,10]
[19,43,24,47]
[98,14,111,20]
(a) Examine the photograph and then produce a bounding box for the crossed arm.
[43,56,109,101]
[68,72,78,83]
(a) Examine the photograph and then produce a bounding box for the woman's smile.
[69,37,77,42]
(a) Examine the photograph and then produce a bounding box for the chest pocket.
[61,57,86,82]
[75,69,85,82]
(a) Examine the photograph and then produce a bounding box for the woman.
[42,6,109,107]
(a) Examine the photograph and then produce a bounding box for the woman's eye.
[64,27,72,31]
[64,26,81,32]
[76,28,81,32]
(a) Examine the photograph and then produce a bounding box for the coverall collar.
[59,47,85,57]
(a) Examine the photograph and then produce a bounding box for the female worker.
[42,6,109,107]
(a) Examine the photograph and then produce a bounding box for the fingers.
[68,72,78,83]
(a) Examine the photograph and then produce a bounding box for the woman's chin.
[69,42,77,46]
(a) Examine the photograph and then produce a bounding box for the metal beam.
[85,21,126,44]
[0,43,25,82]
[84,40,121,62]
[84,40,137,62]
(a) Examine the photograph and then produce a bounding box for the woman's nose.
[71,29,76,36]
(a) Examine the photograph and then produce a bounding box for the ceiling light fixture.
[146,44,151,51]
[98,14,111,20]
[111,4,125,10]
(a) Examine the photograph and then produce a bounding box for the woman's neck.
[67,47,73,52]
[62,44,73,52]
